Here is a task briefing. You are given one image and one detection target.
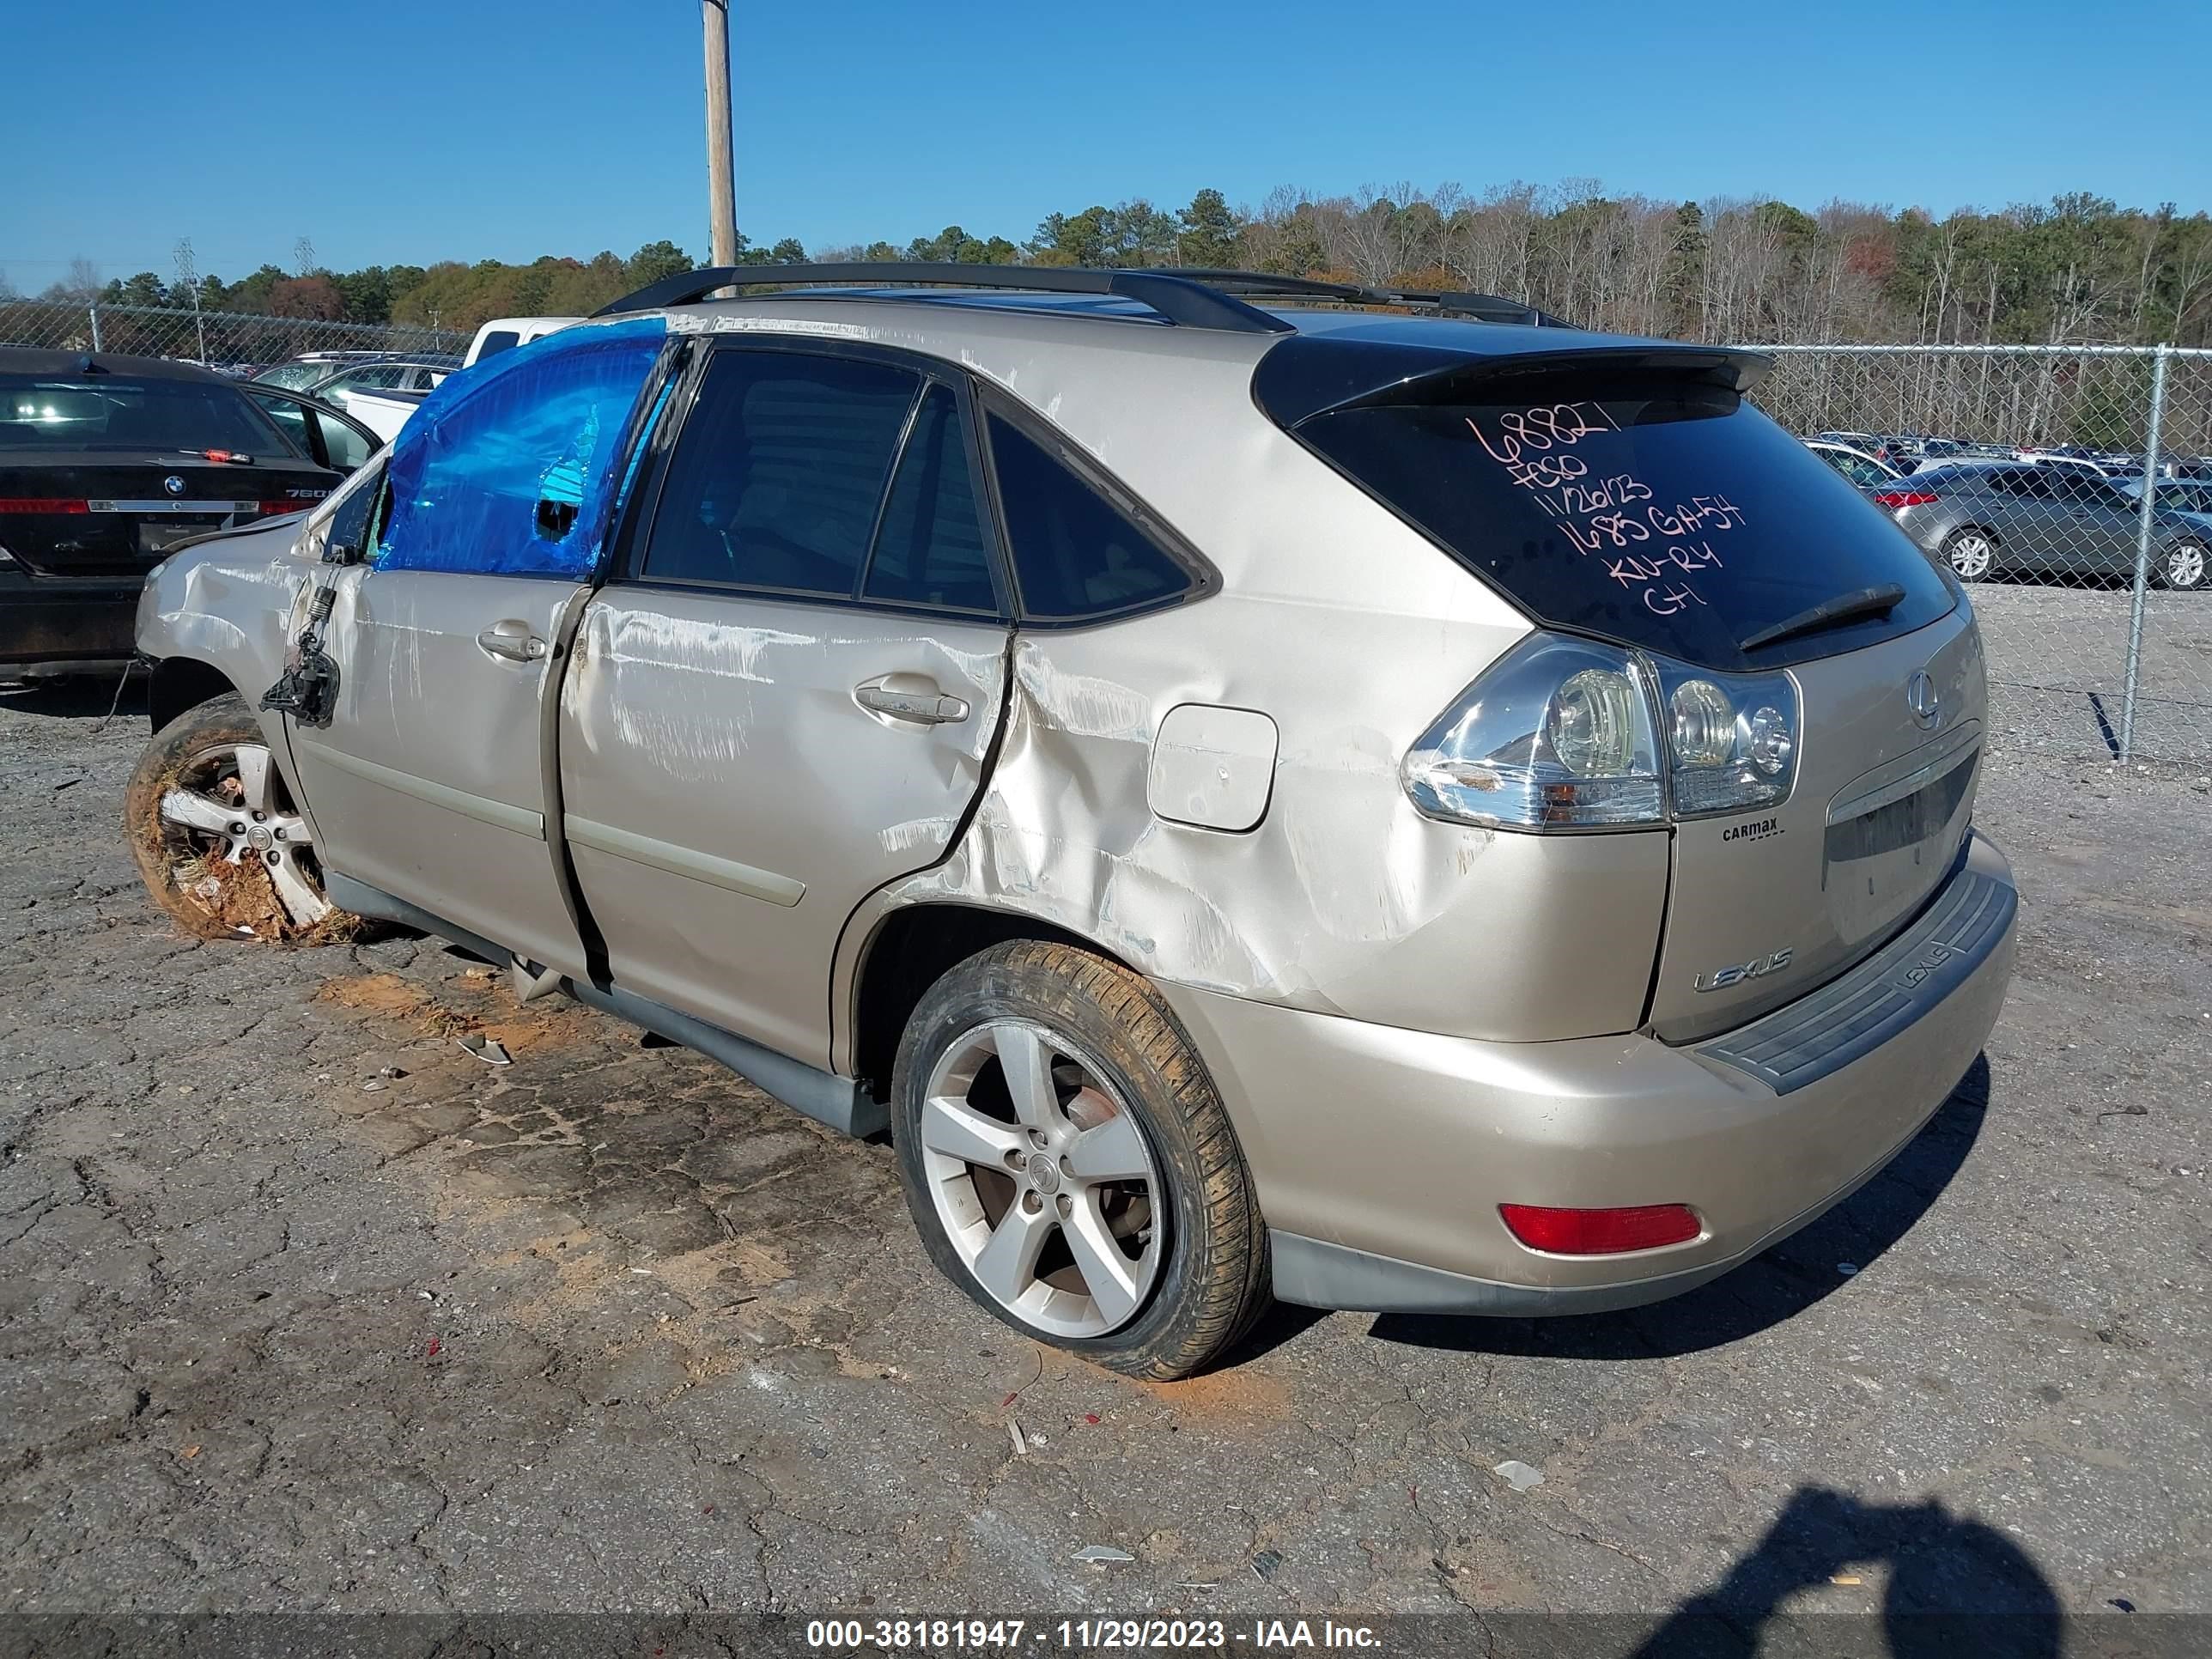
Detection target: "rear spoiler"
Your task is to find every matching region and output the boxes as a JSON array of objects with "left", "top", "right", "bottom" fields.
[{"left": 1255, "top": 341, "right": 1775, "bottom": 428}]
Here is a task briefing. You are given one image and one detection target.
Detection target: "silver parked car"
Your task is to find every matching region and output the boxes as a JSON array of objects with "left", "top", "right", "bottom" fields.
[
  {"left": 125, "top": 265, "right": 2018, "bottom": 1378},
  {"left": 1884, "top": 459, "right": 2209, "bottom": 590}
]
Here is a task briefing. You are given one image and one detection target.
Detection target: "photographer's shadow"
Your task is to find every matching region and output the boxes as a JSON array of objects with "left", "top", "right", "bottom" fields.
[
  {"left": 1632, "top": 1485, "right": 2059, "bottom": 1657},
  {"left": 1369, "top": 1053, "right": 1993, "bottom": 1362}
]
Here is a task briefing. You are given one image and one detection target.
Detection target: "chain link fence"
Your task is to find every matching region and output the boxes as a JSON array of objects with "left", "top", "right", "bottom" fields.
[
  {"left": 1741, "top": 343, "right": 2212, "bottom": 766},
  {"left": 0, "top": 297, "right": 466, "bottom": 373}
]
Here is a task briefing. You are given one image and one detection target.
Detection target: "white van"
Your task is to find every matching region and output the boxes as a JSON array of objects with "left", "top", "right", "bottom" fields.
[{"left": 462, "top": 316, "right": 581, "bottom": 368}]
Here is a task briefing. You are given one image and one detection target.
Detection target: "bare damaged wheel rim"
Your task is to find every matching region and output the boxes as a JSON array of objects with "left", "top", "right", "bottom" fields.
[
  {"left": 919, "top": 1018, "right": 1164, "bottom": 1340},
  {"left": 1948, "top": 532, "right": 1993, "bottom": 580},
  {"left": 2169, "top": 544, "right": 2206, "bottom": 588},
  {"left": 155, "top": 741, "right": 331, "bottom": 933}
]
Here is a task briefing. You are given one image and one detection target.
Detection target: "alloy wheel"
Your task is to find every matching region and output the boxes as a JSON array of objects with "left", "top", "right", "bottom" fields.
[
  {"left": 155, "top": 742, "right": 331, "bottom": 934},
  {"left": 917, "top": 1018, "right": 1164, "bottom": 1340},
  {"left": 2167, "top": 543, "right": 2207, "bottom": 590},
  {"left": 1948, "top": 532, "right": 1994, "bottom": 580}
]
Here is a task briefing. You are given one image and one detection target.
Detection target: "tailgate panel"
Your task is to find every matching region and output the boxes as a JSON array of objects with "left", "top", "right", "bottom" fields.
[{"left": 1649, "top": 605, "right": 1986, "bottom": 1042}]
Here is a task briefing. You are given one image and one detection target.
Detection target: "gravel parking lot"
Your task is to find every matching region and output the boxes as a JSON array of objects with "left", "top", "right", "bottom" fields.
[
  {"left": 2, "top": 680, "right": 2207, "bottom": 1647},
  {"left": 1973, "top": 583, "right": 2212, "bottom": 764}
]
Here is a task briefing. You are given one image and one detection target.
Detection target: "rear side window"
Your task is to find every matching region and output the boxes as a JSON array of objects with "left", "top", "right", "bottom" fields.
[
  {"left": 988, "top": 415, "right": 1194, "bottom": 622},
  {"left": 1290, "top": 373, "right": 1955, "bottom": 670},
  {"left": 863, "top": 385, "right": 997, "bottom": 612},
  {"left": 641, "top": 352, "right": 919, "bottom": 596},
  {"left": 473, "top": 331, "right": 520, "bottom": 363}
]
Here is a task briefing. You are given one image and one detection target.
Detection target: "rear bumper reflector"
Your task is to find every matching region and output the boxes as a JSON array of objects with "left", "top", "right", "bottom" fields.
[{"left": 1498, "top": 1202, "right": 1703, "bottom": 1255}]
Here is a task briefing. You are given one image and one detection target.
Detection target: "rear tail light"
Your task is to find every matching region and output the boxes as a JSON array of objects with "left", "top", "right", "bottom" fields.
[
  {"left": 0, "top": 498, "right": 89, "bottom": 514},
  {"left": 1499, "top": 1203, "right": 1702, "bottom": 1255},
  {"left": 1870, "top": 489, "right": 1938, "bottom": 509},
  {"left": 1401, "top": 631, "right": 1800, "bottom": 830},
  {"left": 256, "top": 500, "right": 307, "bottom": 517}
]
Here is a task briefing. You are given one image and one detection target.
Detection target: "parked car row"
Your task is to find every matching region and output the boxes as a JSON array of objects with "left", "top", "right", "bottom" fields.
[
  {"left": 1806, "top": 438, "right": 2209, "bottom": 591},
  {"left": 0, "top": 349, "right": 384, "bottom": 678}
]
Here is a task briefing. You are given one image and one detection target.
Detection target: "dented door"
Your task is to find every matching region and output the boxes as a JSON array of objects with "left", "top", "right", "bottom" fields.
[{"left": 558, "top": 589, "right": 1007, "bottom": 1065}]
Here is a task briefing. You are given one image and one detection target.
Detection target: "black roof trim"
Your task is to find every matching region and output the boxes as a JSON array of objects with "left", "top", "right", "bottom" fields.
[
  {"left": 1166, "top": 270, "right": 1570, "bottom": 327},
  {"left": 592, "top": 263, "right": 1297, "bottom": 335}
]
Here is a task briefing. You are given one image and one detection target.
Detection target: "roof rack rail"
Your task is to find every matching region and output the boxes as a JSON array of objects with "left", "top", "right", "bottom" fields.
[
  {"left": 592, "top": 263, "right": 1294, "bottom": 335},
  {"left": 1165, "top": 270, "right": 1568, "bottom": 327},
  {"left": 592, "top": 264, "right": 1572, "bottom": 333}
]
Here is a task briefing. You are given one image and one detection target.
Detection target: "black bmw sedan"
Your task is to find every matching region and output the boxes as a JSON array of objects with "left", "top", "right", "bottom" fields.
[{"left": 1, "top": 349, "right": 378, "bottom": 679}]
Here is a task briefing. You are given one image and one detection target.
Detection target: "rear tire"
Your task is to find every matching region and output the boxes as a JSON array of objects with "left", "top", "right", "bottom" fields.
[
  {"left": 123, "top": 693, "right": 357, "bottom": 943},
  {"left": 890, "top": 939, "right": 1270, "bottom": 1380},
  {"left": 1942, "top": 526, "right": 1997, "bottom": 581},
  {"left": 2160, "top": 541, "right": 2208, "bottom": 592}
]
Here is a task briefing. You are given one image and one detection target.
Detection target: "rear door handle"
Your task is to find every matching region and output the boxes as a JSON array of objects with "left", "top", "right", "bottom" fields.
[
  {"left": 477, "top": 621, "right": 549, "bottom": 663},
  {"left": 854, "top": 675, "right": 970, "bottom": 725}
]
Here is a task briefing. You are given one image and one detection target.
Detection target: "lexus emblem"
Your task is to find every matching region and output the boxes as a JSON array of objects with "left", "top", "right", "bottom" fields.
[
  {"left": 161, "top": 475, "right": 185, "bottom": 497},
  {"left": 1905, "top": 670, "right": 1942, "bottom": 728}
]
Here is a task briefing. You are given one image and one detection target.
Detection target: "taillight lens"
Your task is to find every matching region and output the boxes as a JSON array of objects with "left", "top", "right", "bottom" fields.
[
  {"left": 1401, "top": 634, "right": 1662, "bottom": 830},
  {"left": 0, "top": 498, "right": 89, "bottom": 514},
  {"left": 1646, "top": 657, "right": 1800, "bottom": 817},
  {"left": 1499, "top": 1203, "right": 1702, "bottom": 1255},
  {"left": 1402, "top": 631, "right": 1800, "bottom": 831},
  {"left": 1870, "top": 489, "right": 1938, "bottom": 509}
]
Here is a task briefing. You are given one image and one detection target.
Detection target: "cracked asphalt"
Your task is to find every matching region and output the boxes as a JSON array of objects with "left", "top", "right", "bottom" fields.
[{"left": 2, "top": 679, "right": 2208, "bottom": 1637}]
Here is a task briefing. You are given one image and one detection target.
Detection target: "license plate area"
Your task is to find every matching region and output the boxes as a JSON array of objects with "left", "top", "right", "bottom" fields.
[
  {"left": 138, "top": 520, "right": 224, "bottom": 554},
  {"left": 1824, "top": 750, "right": 1977, "bottom": 938}
]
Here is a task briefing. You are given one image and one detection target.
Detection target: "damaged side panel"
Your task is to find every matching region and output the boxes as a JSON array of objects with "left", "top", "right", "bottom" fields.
[
  {"left": 558, "top": 586, "right": 1010, "bottom": 1066},
  {"left": 841, "top": 596, "right": 1670, "bottom": 1074}
]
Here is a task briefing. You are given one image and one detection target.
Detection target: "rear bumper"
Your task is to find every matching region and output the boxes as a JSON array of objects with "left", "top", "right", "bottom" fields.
[
  {"left": 0, "top": 579, "right": 140, "bottom": 675},
  {"left": 1156, "top": 830, "right": 2018, "bottom": 1315}
]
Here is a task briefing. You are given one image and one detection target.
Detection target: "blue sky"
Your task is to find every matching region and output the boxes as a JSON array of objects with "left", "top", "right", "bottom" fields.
[{"left": 7, "top": 0, "right": 2208, "bottom": 287}]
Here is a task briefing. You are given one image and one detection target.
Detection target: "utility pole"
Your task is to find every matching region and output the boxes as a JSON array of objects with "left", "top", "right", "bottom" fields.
[{"left": 702, "top": 0, "right": 738, "bottom": 270}]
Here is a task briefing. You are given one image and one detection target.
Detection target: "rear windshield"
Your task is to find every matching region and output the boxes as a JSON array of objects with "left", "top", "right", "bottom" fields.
[
  {"left": 0, "top": 373, "right": 283, "bottom": 454},
  {"left": 1292, "top": 371, "right": 1956, "bottom": 671}
]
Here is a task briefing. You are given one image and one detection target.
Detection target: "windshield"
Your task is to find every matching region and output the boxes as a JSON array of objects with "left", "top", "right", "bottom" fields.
[
  {"left": 1291, "top": 368, "right": 1956, "bottom": 671},
  {"left": 0, "top": 372, "right": 287, "bottom": 455}
]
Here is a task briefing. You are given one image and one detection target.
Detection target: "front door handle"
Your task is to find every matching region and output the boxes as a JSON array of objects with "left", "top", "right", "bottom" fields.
[
  {"left": 854, "top": 674, "right": 970, "bottom": 725},
  {"left": 477, "top": 621, "right": 549, "bottom": 664}
]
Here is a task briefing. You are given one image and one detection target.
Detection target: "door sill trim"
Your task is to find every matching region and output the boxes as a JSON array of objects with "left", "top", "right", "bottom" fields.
[
  {"left": 325, "top": 873, "right": 882, "bottom": 1138},
  {"left": 298, "top": 742, "right": 545, "bottom": 840}
]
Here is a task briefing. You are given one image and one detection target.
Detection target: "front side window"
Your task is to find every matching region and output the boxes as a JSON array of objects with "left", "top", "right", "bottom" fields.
[
  {"left": 987, "top": 414, "right": 1194, "bottom": 622},
  {"left": 641, "top": 351, "right": 920, "bottom": 597},
  {"left": 376, "top": 316, "right": 668, "bottom": 579}
]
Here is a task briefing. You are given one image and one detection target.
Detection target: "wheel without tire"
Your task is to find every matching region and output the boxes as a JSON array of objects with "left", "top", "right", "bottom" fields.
[
  {"left": 2161, "top": 540, "right": 2208, "bottom": 591},
  {"left": 1943, "top": 527, "right": 1996, "bottom": 581},
  {"left": 891, "top": 939, "right": 1269, "bottom": 1379},
  {"left": 124, "top": 692, "right": 355, "bottom": 942}
]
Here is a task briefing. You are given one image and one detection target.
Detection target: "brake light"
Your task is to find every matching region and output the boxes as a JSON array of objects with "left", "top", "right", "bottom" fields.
[
  {"left": 1401, "top": 631, "right": 1800, "bottom": 830},
  {"left": 1871, "top": 489, "right": 1938, "bottom": 509},
  {"left": 257, "top": 500, "right": 305, "bottom": 517},
  {"left": 0, "top": 499, "right": 89, "bottom": 514},
  {"left": 1499, "top": 1203, "right": 1702, "bottom": 1255}
]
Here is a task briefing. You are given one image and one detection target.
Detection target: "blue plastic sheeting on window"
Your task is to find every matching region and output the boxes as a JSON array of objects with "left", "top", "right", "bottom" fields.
[{"left": 375, "top": 317, "right": 667, "bottom": 579}]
